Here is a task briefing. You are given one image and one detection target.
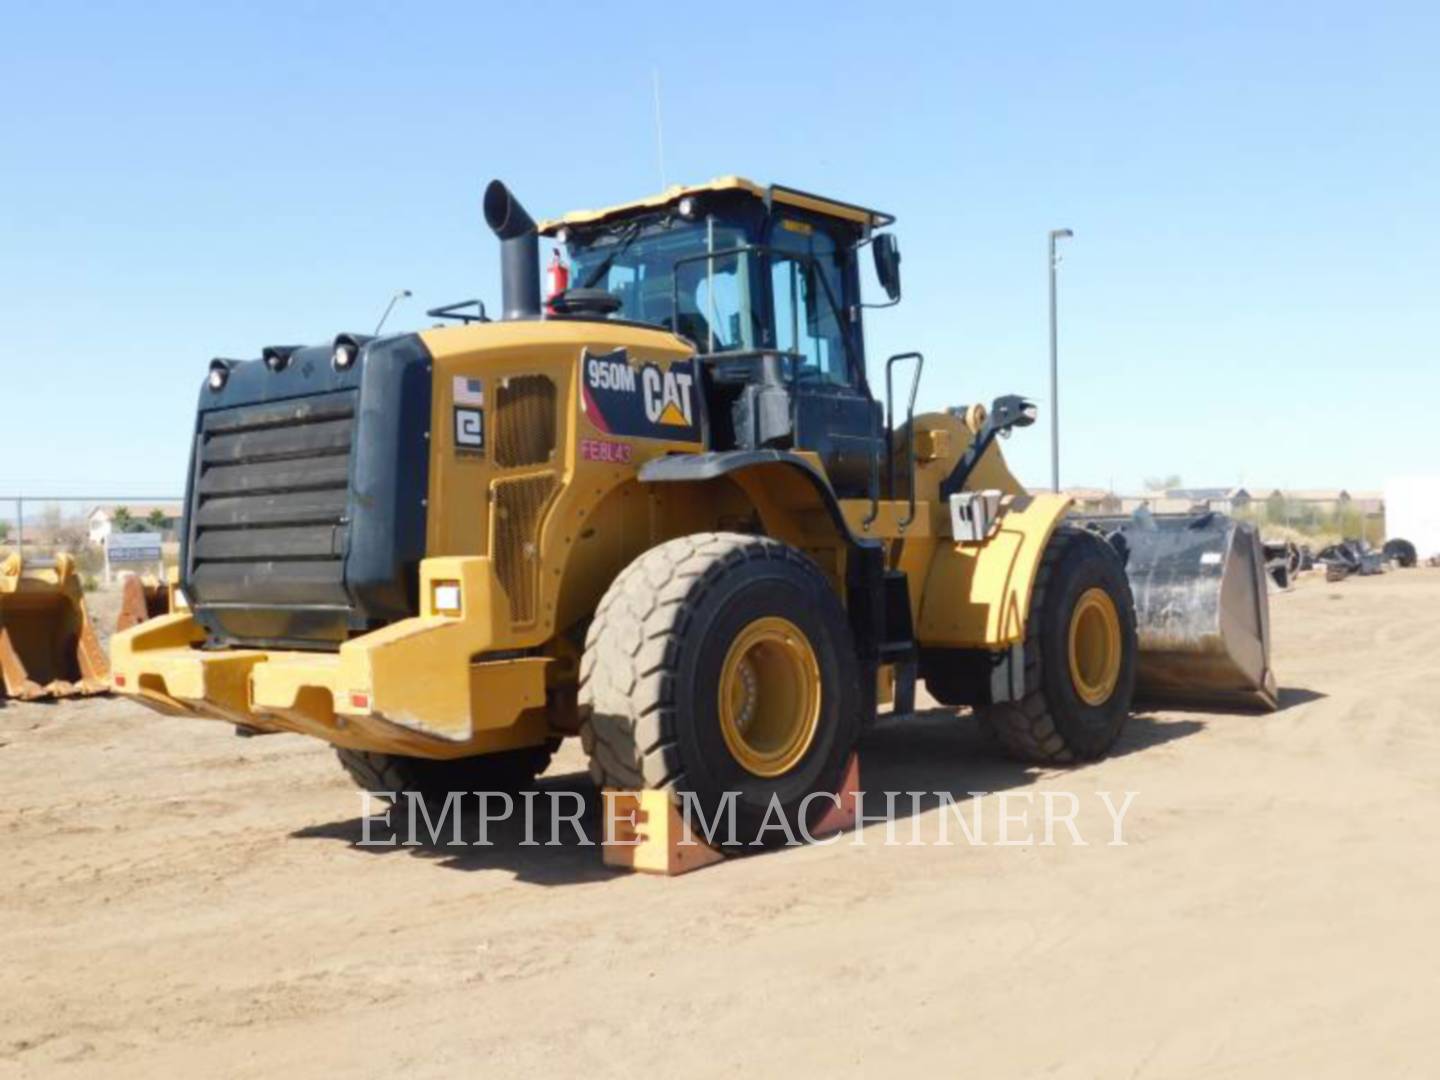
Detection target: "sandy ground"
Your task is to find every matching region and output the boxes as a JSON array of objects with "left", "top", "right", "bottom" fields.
[{"left": 3, "top": 569, "right": 1439, "bottom": 1078}]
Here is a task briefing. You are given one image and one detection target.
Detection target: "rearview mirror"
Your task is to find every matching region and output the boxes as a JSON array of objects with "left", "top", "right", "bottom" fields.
[{"left": 873, "top": 233, "right": 902, "bottom": 302}]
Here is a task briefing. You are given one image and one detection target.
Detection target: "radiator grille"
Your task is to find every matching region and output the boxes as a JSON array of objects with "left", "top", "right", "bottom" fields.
[
  {"left": 189, "top": 391, "right": 354, "bottom": 614},
  {"left": 493, "top": 375, "right": 557, "bottom": 467},
  {"left": 492, "top": 473, "right": 559, "bottom": 624}
]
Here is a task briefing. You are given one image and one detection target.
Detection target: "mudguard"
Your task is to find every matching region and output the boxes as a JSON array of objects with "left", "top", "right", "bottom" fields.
[
  {"left": 638, "top": 449, "right": 877, "bottom": 549},
  {"left": 915, "top": 493, "right": 1072, "bottom": 649}
]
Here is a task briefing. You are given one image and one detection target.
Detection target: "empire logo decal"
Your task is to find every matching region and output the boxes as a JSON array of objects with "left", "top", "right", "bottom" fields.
[
  {"left": 452, "top": 374, "right": 485, "bottom": 457},
  {"left": 580, "top": 349, "right": 701, "bottom": 443},
  {"left": 454, "top": 407, "right": 484, "bottom": 454}
]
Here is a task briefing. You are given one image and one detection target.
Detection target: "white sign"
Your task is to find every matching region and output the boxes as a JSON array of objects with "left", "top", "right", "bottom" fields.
[
  {"left": 1384, "top": 477, "right": 1440, "bottom": 560},
  {"left": 107, "top": 532, "right": 164, "bottom": 564}
]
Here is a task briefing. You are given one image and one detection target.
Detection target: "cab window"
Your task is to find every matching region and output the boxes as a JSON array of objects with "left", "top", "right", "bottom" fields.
[
  {"left": 564, "top": 219, "right": 758, "bottom": 353},
  {"left": 769, "top": 218, "right": 850, "bottom": 384}
]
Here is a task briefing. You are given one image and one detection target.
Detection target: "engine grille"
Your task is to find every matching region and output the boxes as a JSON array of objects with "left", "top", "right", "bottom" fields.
[
  {"left": 188, "top": 391, "right": 355, "bottom": 617},
  {"left": 492, "top": 473, "right": 559, "bottom": 624},
  {"left": 493, "top": 375, "right": 557, "bottom": 467}
]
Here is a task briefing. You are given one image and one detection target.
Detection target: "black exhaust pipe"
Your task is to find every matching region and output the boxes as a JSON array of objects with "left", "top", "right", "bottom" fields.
[{"left": 483, "top": 179, "right": 540, "bottom": 321}]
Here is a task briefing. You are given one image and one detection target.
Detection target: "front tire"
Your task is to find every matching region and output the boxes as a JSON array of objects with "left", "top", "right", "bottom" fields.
[
  {"left": 579, "top": 533, "right": 861, "bottom": 846},
  {"left": 981, "top": 527, "right": 1137, "bottom": 763}
]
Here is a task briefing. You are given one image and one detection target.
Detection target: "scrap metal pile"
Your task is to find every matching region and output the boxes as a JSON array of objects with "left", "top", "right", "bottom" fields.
[{"left": 1312, "top": 538, "right": 1418, "bottom": 581}]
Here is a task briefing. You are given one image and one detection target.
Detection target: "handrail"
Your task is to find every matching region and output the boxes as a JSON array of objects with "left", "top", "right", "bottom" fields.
[{"left": 424, "top": 299, "right": 489, "bottom": 324}]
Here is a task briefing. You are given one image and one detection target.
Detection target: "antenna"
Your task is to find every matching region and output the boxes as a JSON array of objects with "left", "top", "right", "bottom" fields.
[
  {"left": 374, "top": 289, "right": 412, "bottom": 335},
  {"left": 652, "top": 68, "right": 667, "bottom": 189}
]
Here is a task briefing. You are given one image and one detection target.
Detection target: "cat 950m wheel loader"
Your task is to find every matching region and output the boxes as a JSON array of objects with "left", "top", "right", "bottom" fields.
[{"left": 111, "top": 176, "right": 1141, "bottom": 841}]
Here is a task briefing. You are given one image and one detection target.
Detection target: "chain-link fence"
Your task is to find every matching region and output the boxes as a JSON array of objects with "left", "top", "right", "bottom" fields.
[{"left": 1, "top": 496, "right": 184, "bottom": 588}]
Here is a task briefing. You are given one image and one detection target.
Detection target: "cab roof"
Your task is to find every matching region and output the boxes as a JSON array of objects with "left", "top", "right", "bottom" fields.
[{"left": 537, "top": 176, "right": 894, "bottom": 235}]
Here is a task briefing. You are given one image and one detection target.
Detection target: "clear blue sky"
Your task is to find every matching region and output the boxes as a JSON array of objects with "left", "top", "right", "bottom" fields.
[{"left": 2, "top": 1, "right": 1436, "bottom": 499}]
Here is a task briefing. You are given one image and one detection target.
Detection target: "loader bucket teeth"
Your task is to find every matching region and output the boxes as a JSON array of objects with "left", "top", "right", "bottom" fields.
[
  {"left": 0, "top": 553, "right": 111, "bottom": 702},
  {"left": 1084, "top": 513, "right": 1278, "bottom": 712}
]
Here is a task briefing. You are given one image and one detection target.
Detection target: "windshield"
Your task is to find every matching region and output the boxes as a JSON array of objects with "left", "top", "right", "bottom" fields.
[{"left": 562, "top": 218, "right": 759, "bottom": 352}]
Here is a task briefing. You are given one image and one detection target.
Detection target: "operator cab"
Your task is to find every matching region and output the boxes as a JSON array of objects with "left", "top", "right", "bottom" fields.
[{"left": 538, "top": 178, "right": 903, "bottom": 497}]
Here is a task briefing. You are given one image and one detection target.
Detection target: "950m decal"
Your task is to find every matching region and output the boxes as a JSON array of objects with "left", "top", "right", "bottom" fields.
[{"left": 581, "top": 348, "right": 701, "bottom": 443}]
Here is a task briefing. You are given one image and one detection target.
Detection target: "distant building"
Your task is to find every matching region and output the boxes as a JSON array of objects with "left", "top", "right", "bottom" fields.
[
  {"left": 1110, "top": 486, "right": 1384, "bottom": 532},
  {"left": 1281, "top": 489, "right": 1351, "bottom": 514},
  {"left": 1133, "top": 486, "right": 1253, "bottom": 515},
  {"left": 1063, "top": 488, "right": 1123, "bottom": 514},
  {"left": 87, "top": 504, "right": 183, "bottom": 546},
  {"left": 1348, "top": 490, "right": 1384, "bottom": 517}
]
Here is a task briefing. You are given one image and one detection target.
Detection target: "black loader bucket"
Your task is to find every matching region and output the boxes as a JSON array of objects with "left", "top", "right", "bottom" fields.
[{"left": 1081, "top": 512, "right": 1278, "bottom": 712}]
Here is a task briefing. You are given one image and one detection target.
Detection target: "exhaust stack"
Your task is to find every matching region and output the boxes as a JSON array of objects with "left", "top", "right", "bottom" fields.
[{"left": 483, "top": 179, "right": 540, "bottom": 320}]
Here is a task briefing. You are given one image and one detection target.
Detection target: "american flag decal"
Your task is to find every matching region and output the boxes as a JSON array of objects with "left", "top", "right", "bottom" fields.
[{"left": 453, "top": 375, "right": 485, "bottom": 405}]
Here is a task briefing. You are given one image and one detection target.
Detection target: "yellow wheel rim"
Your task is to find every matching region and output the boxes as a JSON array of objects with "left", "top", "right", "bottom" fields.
[
  {"left": 1067, "top": 587, "right": 1122, "bottom": 706},
  {"left": 718, "top": 616, "right": 822, "bottom": 778}
]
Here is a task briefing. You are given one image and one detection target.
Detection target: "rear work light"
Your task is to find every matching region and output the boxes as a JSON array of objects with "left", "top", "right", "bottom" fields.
[{"left": 432, "top": 581, "right": 462, "bottom": 615}]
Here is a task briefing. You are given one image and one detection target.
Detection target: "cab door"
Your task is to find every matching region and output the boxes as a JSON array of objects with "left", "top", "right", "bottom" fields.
[{"left": 767, "top": 217, "right": 882, "bottom": 499}]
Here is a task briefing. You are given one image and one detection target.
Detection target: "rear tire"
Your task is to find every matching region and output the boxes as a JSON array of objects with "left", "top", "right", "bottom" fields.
[
  {"left": 580, "top": 533, "right": 861, "bottom": 846},
  {"left": 335, "top": 743, "right": 557, "bottom": 807},
  {"left": 980, "top": 527, "right": 1136, "bottom": 764}
]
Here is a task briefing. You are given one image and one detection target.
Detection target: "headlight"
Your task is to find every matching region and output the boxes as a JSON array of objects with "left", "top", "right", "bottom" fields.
[
  {"left": 432, "top": 581, "right": 462, "bottom": 615},
  {"left": 262, "top": 346, "right": 294, "bottom": 372},
  {"left": 207, "top": 360, "right": 229, "bottom": 392},
  {"left": 332, "top": 342, "right": 357, "bottom": 370}
]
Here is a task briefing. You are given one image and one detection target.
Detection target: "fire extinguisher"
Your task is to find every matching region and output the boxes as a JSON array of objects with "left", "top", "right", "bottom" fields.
[{"left": 545, "top": 248, "right": 569, "bottom": 313}]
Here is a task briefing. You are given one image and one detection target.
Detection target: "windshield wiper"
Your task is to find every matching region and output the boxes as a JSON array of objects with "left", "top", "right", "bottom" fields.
[{"left": 578, "top": 221, "right": 646, "bottom": 290}]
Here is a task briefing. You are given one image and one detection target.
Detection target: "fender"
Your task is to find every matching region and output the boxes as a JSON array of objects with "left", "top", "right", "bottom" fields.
[
  {"left": 640, "top": 450, "right": 887, "bottom": 721},
  {"left": 916, "top": 492, "right": 1072, "bottom": 649},
  {"left": 638, "top": 450, "right": 880, "bottom": 552}
]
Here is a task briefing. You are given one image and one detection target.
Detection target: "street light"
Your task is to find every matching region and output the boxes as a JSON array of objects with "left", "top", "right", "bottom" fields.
[
  {"left": 1048, "top": 228, "right": 1074, "bottom": 493},
  {"left": 374, "top": 289, "right": 413, "bottom": 336}
]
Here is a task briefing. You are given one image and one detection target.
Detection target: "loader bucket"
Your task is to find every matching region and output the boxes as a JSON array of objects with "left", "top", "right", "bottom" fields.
[
  {"left": 115, "top": 571, "right": 172, "bottom": 634},
  {"left": 0, "top": 553, "right": 110, "bottom": 701},
  {"left": 1082, "top": 513, "right": 1278, "bottom": 712}
]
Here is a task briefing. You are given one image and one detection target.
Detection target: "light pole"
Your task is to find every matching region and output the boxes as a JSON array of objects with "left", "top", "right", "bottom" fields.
[
  {"left": 1048, "top": 228, "right": 1073, "bottom": 493},
  {"left": 374, "top": 289, "right": 413, "bottom": 336}
]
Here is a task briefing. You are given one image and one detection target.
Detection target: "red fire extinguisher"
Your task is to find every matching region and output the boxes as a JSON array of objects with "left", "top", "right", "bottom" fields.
[{"left": 545, "top": 248, "right": 569, "bottom": 314}]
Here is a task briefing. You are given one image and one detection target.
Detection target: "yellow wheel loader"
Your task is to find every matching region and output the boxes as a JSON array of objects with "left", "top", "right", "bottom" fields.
[{"left": 112, "top": 176, "right": 1141, "bottom": 840}]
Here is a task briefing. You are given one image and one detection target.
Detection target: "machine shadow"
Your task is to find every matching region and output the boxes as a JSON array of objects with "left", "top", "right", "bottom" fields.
[
  {"left": 1133, "top": 685, "right": 1326, "bottom": 717},
  {"left": 291, "top": 771, "right": 619, "bottom": 887},
  {"left": 1273, "top": 686, "right": 1327, "bottom": 710},
  {"left": 859, "top": 707, "right": 1204, "bottom": 823},
  {"left": 291, "top": 706, "right": 1204, "bottom": 885}
]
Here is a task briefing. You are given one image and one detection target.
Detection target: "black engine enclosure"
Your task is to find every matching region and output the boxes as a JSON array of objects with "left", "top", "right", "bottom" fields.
[{"left": 180, "top": 335, "right": 433, "bottom": 650}]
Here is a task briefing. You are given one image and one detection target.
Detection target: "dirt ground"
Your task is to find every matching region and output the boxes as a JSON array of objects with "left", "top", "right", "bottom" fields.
[{"left": 3, "top": 570, "right": 1438, "bottom": 1078}]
